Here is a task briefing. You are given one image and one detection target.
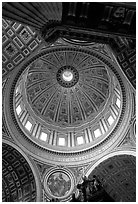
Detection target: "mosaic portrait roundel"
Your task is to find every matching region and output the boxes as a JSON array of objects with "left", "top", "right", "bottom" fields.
[
  {"left": 44, "top": 168, "right": 74, "bottom": 200},
  {"left": 47, "top": 172, "right": 71, "bottom": 198}
]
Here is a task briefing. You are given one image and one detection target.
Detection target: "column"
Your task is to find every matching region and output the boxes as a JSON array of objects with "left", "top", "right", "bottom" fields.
[{"left": 84, "top": 129, "right": 89, "bottom": 144}]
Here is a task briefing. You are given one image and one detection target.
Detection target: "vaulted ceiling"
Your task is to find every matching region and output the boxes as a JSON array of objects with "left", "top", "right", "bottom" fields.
[
  {"left": 2, "top": 2, "right": 136, "bottom": 202},
  {"left": 89, "top": 154, "right": 136, "bottom": 202}
]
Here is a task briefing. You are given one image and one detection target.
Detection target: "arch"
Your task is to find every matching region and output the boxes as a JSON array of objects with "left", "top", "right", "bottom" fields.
[
  {"left": 85, "top": 150, "right": 136, "bottom": 202},
  {"left": 2, "top": 139, "right": 42, "bottom": 202},
  {"left": 86, "top": 150, "right": 136, "bottom": 176}
]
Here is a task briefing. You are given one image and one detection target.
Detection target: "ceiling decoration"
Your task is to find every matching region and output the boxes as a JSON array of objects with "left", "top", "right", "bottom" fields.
[
  {"left": 2, "top": 18, "right": 43, "bottom": 79},
  {"left": 25, "top": 47, "right": 110, "bottom": 128},
  {"left": 47, "top": 172, "right": 71, "bottom": 198},
  {"left": 2, "top": 2, "right": 136, "bottom": 202},
  {"left": 11, "top": 45, "right": 124, "bottom": 154},
  {"left": 43, "top": 167, "right": 75, "bottom": 201},
  {"left": 2, "top": 143, "right": 37, "bottom": 202},
  {"left": 110, "top": 37, "right": 136, "bottom": 88},
  {"left": 88, "top": 154, "right": 136, "bottom": 202},
  {"left": 62, "top": 38, "right": 114, "bottom": 61},
  {"left": 2, "top": 2, "right": 136, "bottom": 90},
  {"left": 3, "top": 38, "right": 133, "bottom": 165}
]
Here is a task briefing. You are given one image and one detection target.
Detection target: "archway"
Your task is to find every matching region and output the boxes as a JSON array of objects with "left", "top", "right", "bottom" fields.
[
  {"left": 86, "top": 151, "right": 136, "bottom": 202},
  {"left": 2, "top": 141, "right": 42, "bottom": 202}
]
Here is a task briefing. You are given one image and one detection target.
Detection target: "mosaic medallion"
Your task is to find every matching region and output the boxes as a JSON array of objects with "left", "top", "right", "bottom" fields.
[
  {"left": 47, "top": 172, "right": 71, "bottom": 198},
  {"left": 44, "top": 168, "right": 75, "bottom": 200}
]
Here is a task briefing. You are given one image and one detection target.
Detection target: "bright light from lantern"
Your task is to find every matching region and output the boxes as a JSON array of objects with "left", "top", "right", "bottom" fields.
[{"left": 62, "top": 71, "right": 73, "bottom": 82}]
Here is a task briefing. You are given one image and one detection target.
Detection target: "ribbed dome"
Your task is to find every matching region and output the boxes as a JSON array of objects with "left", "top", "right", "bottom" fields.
[
  {"left": 26, "top": 47, "right": 110, "bottom": 128},
  {"left": 13, "top": 45, "right": 122, "bottom": 153}
]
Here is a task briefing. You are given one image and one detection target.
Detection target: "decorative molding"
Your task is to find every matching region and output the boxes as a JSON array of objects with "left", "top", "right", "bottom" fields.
[
  {"left": 2, "top": 18, "right": 43, "bottom": 79},
  {"left": 119, "top": 130, "right": 136, "bottom": 148},
  {"left": 68, "top": 164, "right": 89, "bottom": 185}
]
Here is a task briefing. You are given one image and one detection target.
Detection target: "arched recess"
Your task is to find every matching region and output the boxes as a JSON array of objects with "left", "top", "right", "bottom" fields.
[
  {"left": 2, "top": 140, "right": 42, "bottom": 202},
  {"left": 86, "top": 150, "right": 136, "bottom": 202}
]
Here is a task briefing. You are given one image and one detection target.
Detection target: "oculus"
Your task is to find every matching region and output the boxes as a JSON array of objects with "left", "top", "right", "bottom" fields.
[{"left": 56, "top": 65, "right": 79, "bottom": 88}]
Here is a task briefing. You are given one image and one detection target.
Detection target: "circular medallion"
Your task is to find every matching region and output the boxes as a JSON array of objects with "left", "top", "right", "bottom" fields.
[
  {"left": 47, "top": 172, "right": 71, "bottom": 197},
  {"left": 44, "top": 168, "right": 74, "bottom": 200}
]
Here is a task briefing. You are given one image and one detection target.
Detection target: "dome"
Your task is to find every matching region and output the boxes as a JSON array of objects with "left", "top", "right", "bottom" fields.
[
  {"left": 25, "top": 47, "right": 110, "bottom": 128},
  {"left": 2, "top": 2, "right": 136, "bottom": 202},
  {"left": 13, "top": 45, "right": 123, "bottom": 153}
]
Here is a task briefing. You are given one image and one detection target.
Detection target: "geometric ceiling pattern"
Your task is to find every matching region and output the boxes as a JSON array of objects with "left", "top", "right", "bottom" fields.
[
  {"left": 88, "top": 154, "right": 136, "bottom": 202},
  {"left": 2, "top": 18, "right": 43, "bottom": 78},
  {"left": 116, "top": 45, "right": 136, "bottom": 88},
  {"left": 2, "top": 143, "right": 37, "bottom": 202},
  {"left": 110, "top": 37, "right": 136, "bottom": 89}
]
